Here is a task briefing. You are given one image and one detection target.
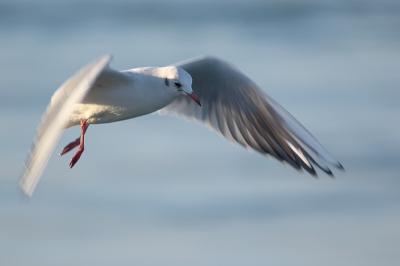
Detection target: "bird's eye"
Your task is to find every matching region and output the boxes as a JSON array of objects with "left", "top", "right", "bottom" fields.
[{"left": 174, "top": 82, "right": 182, "bottom": 88}]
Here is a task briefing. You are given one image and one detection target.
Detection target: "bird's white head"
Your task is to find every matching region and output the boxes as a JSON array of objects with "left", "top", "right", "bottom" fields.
[{"left": 163, "top": 66, "right": 201, "bottom": 106}]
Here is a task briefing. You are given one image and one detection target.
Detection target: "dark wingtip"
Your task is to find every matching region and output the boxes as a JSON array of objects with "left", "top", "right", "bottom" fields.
[
  {"left": 337, "top": 162, "right": 345, "bottom": 171},
  {"left": 326, "top": 170, "right": 336, "bottom": 179}
]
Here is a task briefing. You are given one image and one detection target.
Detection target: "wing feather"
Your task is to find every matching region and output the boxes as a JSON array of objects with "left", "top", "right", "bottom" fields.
[{"left": 159, "top": 56, "right": 343, "bottom": 175}]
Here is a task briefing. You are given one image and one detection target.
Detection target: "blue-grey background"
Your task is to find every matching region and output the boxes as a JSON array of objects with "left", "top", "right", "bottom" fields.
[{"left": 1, "top": 0, "right": 399, "bottom": 265}]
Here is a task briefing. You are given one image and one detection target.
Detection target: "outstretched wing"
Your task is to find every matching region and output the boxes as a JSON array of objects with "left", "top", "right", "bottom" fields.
[
  {"left": 159, "top": 56, "right": 343, "bottom": 176},
  {"left": 20, "top": 55, "right": 111, "bottom": 197}
]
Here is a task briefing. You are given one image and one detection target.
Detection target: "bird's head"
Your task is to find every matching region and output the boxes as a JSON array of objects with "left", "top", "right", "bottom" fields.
[{"left": 163, "top": 66, "right": 201, "bottom": 106}]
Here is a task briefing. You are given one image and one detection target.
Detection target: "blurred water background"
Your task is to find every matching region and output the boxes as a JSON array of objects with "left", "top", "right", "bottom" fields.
[{"left": 1, "top": 0, "right": 400, "bottom": 265}]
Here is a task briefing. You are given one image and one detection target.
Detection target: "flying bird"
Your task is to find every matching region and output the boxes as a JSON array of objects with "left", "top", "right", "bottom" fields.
[{"left": 20, "top": 55, "right": 343, "bottom": 196}]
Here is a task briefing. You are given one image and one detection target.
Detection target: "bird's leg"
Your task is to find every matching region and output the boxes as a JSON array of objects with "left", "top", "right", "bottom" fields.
[
  {"left": 68, "top": 118, "right": 88, "bottom": 168},
  {"left": 59, "top": 120, "right": 89, "bottom": 156},
  {"left": 59, "top": 118, "right": 89, "bottom": 169}
]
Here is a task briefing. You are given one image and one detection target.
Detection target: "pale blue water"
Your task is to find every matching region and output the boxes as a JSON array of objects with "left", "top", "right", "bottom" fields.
[{"left": 1, "top": 0, "right": 400, "bottom": 265}]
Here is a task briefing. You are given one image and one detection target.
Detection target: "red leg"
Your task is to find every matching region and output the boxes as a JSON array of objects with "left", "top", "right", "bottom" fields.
[
  {"left": 66, "top": 118, "right": 88, "bottom": 168},
  {"left": 59, "top": 120, "right": 89, "bottom": 156},
  {"left": 59, "top": 138, "right": 80, "bottom": 156}
]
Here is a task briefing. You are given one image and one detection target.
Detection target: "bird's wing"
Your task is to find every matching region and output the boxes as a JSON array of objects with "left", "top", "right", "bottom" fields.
[
  {"left": 159, "top": 56, "right": 343, "bottom": 176},
  {"left": 20, "top": 55, "right": 112, "bottom": 197}
]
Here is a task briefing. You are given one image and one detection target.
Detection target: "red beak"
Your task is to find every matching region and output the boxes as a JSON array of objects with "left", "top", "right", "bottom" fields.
[{"left": 185, "top": 91, "right": 201, "bottom": 106}]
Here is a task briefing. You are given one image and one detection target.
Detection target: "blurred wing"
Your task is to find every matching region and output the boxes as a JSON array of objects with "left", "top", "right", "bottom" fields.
[
  {"left": 20, "top": 55, "right": 112, "bottom": 197},
  {"left": 159, "top": 56, "right": 343, "bottom": 176}
]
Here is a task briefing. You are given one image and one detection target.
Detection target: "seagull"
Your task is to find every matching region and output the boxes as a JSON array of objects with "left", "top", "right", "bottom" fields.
[{"left": 20, "top": 55, "right": 343, "bottom": 196}]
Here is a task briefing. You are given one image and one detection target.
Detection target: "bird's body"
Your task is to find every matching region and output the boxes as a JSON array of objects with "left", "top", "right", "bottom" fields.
[
  {"left": 21, "top": 55, "right": 343, "bottom": 197},
  {"left": 65, "top": 66, "right": 188, "bottom": 127}
]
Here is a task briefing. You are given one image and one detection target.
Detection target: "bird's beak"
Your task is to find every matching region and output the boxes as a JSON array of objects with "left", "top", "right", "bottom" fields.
[{"left": 185, "top": 91, "right": 201, "bottom": 106}]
